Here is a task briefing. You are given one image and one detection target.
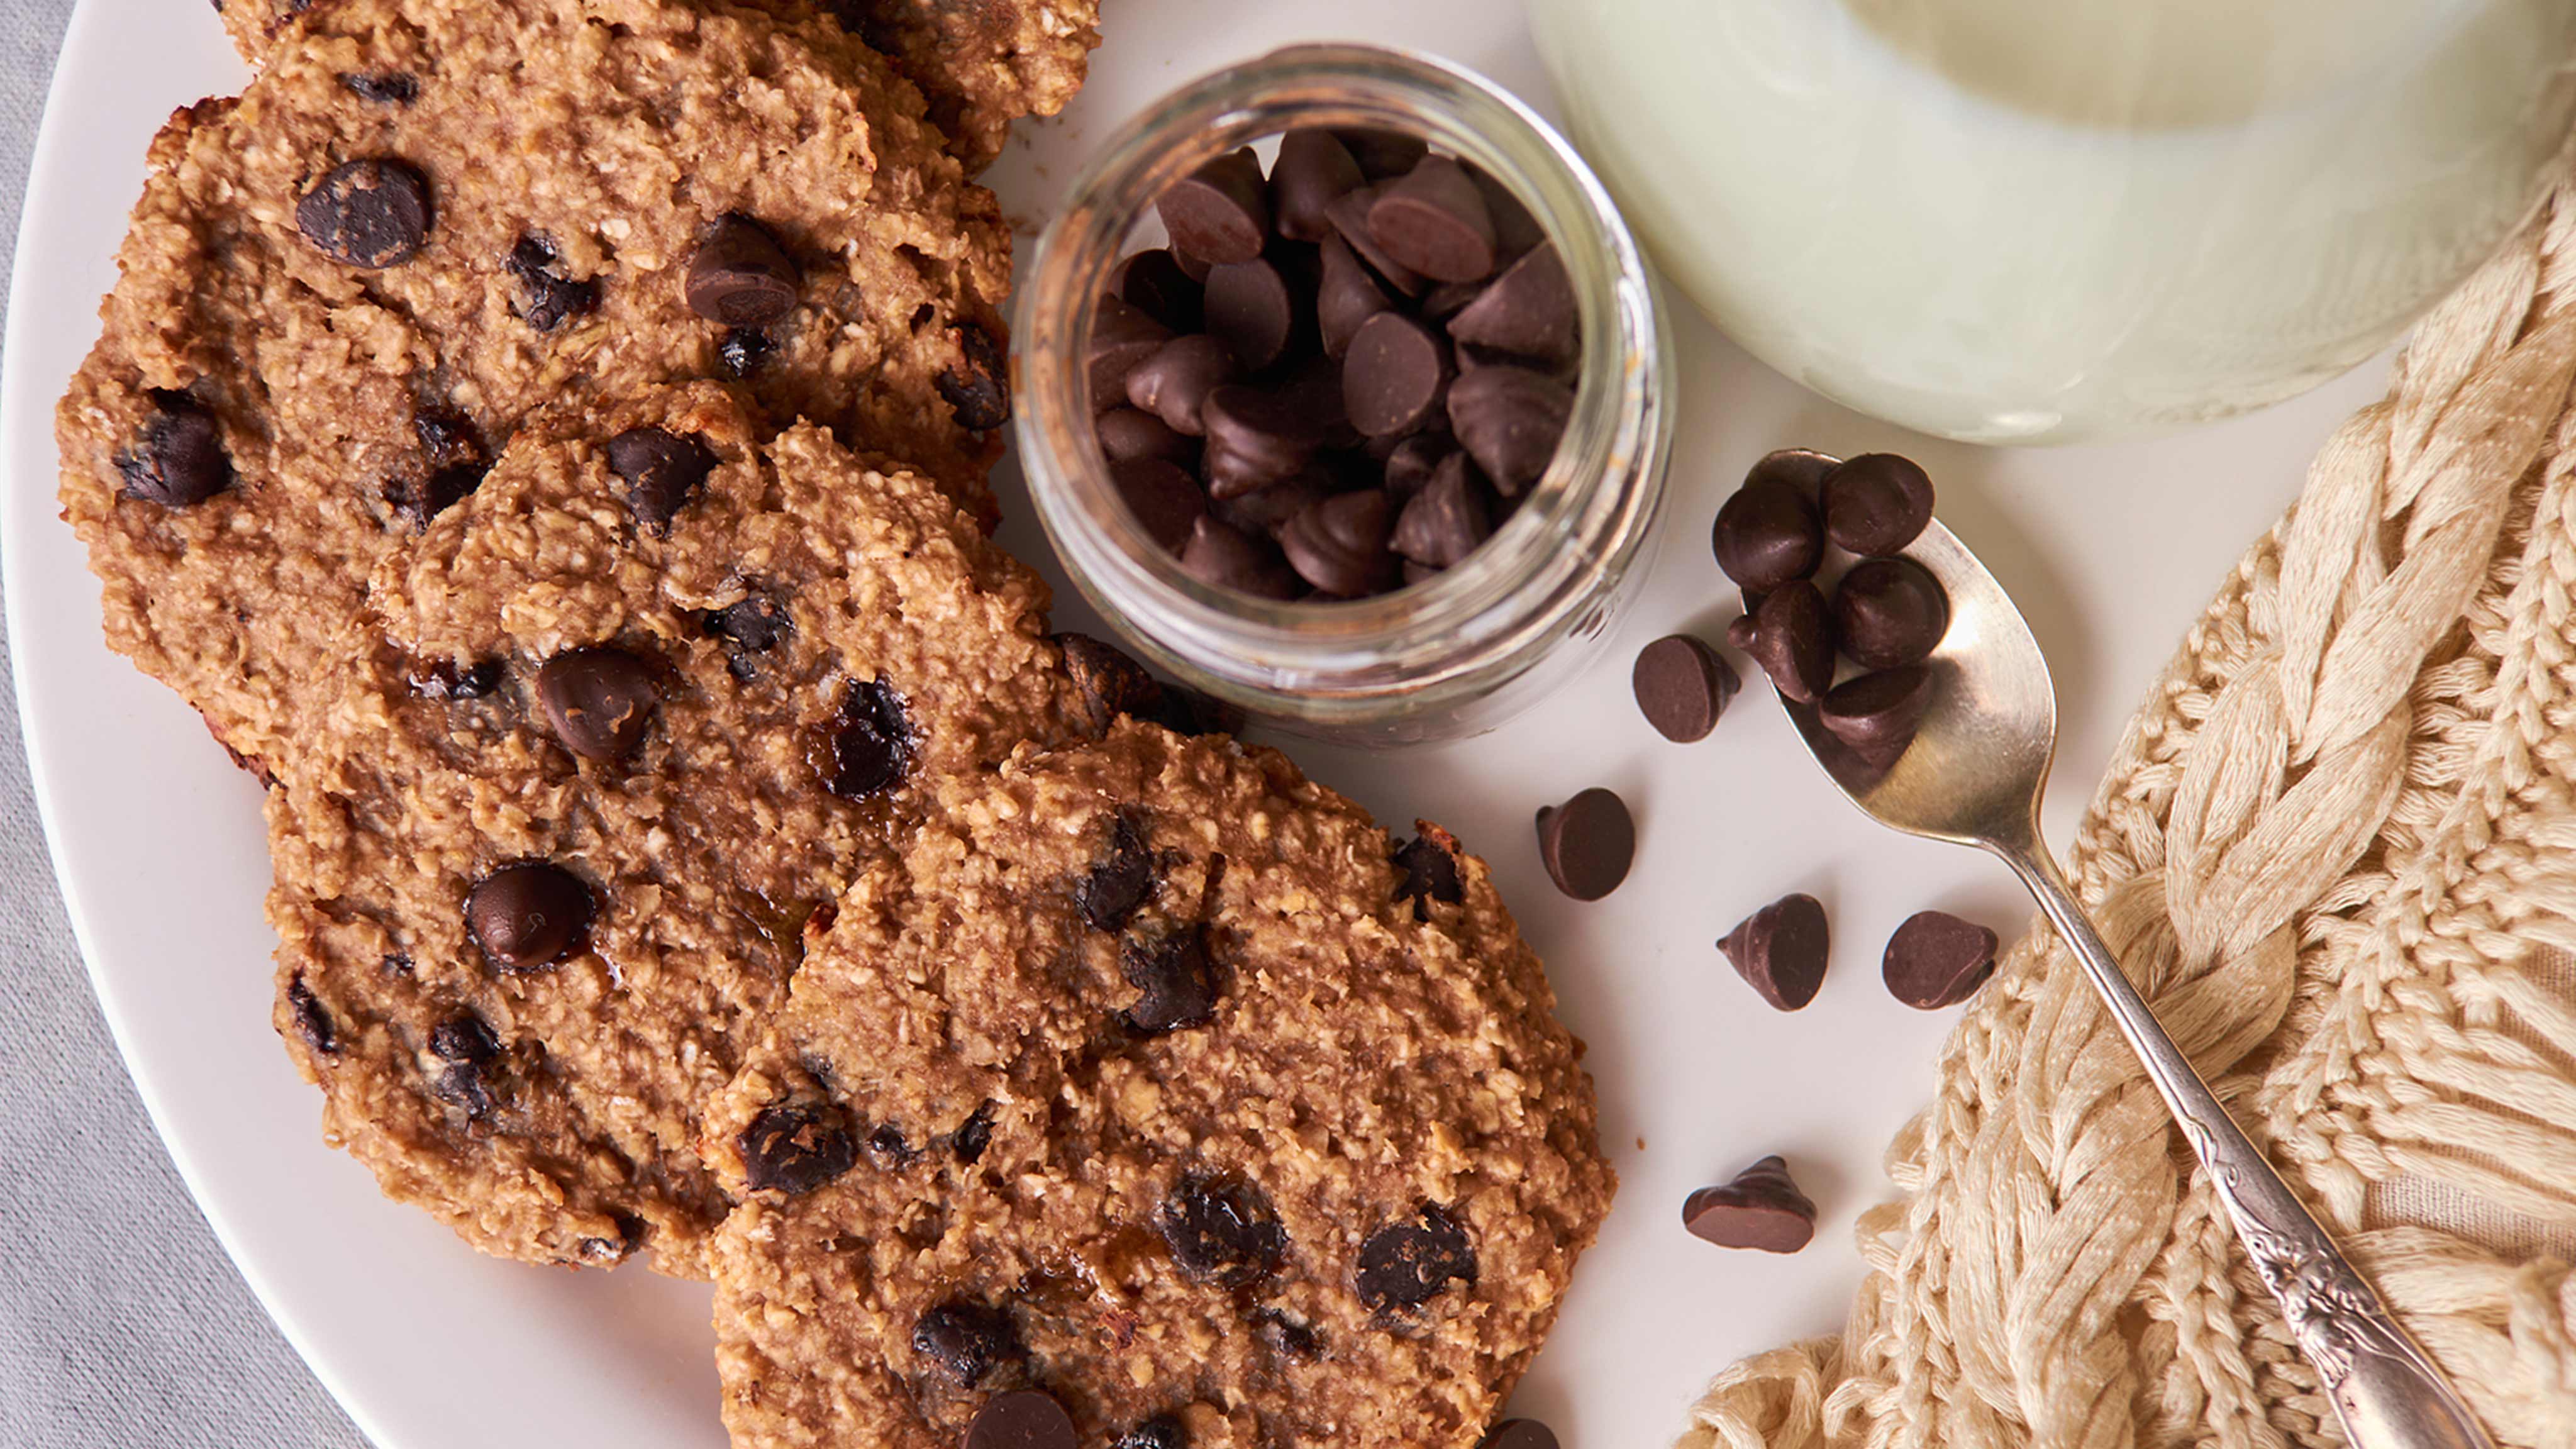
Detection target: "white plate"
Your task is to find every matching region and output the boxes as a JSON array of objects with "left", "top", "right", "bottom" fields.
[{"left": 0, "top": 1, "right": 2402, "bottom": 1445}]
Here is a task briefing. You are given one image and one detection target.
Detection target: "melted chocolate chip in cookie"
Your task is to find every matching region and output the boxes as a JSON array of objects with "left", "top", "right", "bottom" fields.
[
  {"left": 701, "top": 590, "right": 791, "bottom": 681},
  {"left": 1077, "top": 813, "right": 1157, "bottom": 931},
  {"left": 911, "top": 1299, "right": 1025, "bottom": 1387},
  {"left": 386, "top": 402, "right": 487, "bottom": 527},
  {"left": 536, "top": 647, "right": 660, "bottom": 763},
  {"left": 950, "top": 1103, "right": 995, "bottom": 1165},
  {"left": 431, "top": 1061, "right": 496, "bottom": 1119},
  {"left": 1392, "top": 833, "right": 1464, "bottom": 916},
  {"left": 1157, "top": 1174, "right": 1287, "bottom": 1289},
  {"left": 604, "top": 426, "right": 717, "bottom": 535},
  {"left": 864, "top": 1122, "right": 919, "bottom": 1169},
  {"left": 1251, "top": 1306, "right": 1324, "bottom": 1361},
  {"left": 1355, "top": 1202, "right": 1477, "bottom": 1312},
  {"left": 116, "top": 392, "right": 231, "bottom": 508},
  {"left": 716, "top": 326, "right": 775, "bottom": 379},
  {"left": 465, "top": 862, "right": 593, "bottom": 972},
  {"left": 738, "top": 1101, "right": 859, "bottom": 1195},
  {"left": 1119, "top": 926, "right": 1219, "bottom": 1035},
  {"left": 428, "top": 1012, "right": 499, "bottom": 1064},
  {"left": 338, "top": 70, "right": 419, "bottom": 105},
  {"left": 686, "top": 214, "right": 799, "bottom": 327},
  {"left": 966, "top": 1390, "right": 1077, "bottom": 1449},
  {"left": 938, "top": 320, "right": 1011, "bottom": 431},
  {"left": 284, "top": 975, "right": 336, "bottom": 1056},
  {"left": 296, "top": 158, "right": 433, "bottom": 269},
  {"left": 1114, "top": 1416, "right": 1189, "bottom": 1449},
  {"left": 811, "top": 677, "right": 913, "bottom": 800},
  {"left": 406, "top": 656, "right": 502, "bottom": 701},
  {"left": 503, "top": 233, "right": 599, "bottom": 333}
]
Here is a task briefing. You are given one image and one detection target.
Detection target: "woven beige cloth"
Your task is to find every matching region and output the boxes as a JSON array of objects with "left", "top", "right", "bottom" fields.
[{"left": 1681, "top": 183, "right": 2576, "bottom": 1449}]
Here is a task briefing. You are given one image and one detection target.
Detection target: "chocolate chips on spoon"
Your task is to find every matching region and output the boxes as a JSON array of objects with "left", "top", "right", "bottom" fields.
[{"left": 1091, "top": 130, "right": 1580, "bottom": 601}]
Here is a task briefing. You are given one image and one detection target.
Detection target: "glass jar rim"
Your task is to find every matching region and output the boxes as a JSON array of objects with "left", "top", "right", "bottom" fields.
[{"left": 1013, "top": 42, "right": 1667, "bottom": 703}]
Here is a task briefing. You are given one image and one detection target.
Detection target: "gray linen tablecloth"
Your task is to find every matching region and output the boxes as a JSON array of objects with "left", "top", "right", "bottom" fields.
[{"left": 0, "top": 4, "right": 370, "bottom": 1444}]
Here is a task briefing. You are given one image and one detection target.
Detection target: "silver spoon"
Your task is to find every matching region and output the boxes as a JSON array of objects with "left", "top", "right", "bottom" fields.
[{"left": 1778, "top": 507, "right": 2493, "bottom": 1449}]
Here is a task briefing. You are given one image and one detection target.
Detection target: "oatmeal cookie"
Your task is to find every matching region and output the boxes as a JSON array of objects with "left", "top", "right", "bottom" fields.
[
  {"left": 702, "top": 721, "right": 1613, "bottom": 1447},
  {"left": 62, "top": 0, "right": 1012, "bottom": 773},
  {"left": 267, "top": 384, "right": 1080, "bottom": 1274}
]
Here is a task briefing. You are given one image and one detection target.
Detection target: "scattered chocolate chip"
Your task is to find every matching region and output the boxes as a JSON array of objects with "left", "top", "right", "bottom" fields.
[
  {"left": 1834, "top": 558, "right": 1949, "bottom": 669},
  {"left": 1481, "top": 1422, "right": 1560, "bottom": 1449},
  {"left": 1683, "top": 1155, "right": 1817, "bottom": 1252},
  {"left": 285, "top": 975, "right": 335, "bottom": 1055},
  {"left": 1447, "top": 243, "right": 1575, "bottom": 367},
  {"left": 1368, "top": 156, "right": 1497, "bottom": 283},
  {"left": 966, "top": 1391, "right": 1076, "bottom": 1449},
  {"left": 536, "top": 647, "right": 659, "bottom": 762},
  {"left": 716, "top": 326, "right": 774, "bottom": 379},
  {"left": 1344, "top": 311, "right": 1453, "bottom": 438},
  {"left": 1157, "top": 148, "right": 1270, "bottom": 265},
  {"left": 1446, "top": 365, "right": 1570, "bottom": 496},
  {"left": 465, "top": 862, "right": 593, "bottom": 972},
  {"left": 1280, "top": 489, "right": 1398, "bottom": 596},
  {"left": 1077, "top": 813, "right": 1157, "bottom": 931},
  {"left": 1125, "top": 335, "right": 1239, "bottom": 436},
  {"left": 940, "top": 321, "right": 1012, "bottom": 431},
  {"left": 1157, "top": 1174, "right": 1287, "bottom": 1288},
  {"left": 1202, "top": 257, "right": 1298, "bottom": 372},
  {"left": 1883, "top": 911, "right": 1999, "bottom": 1009},
  {"left": 1121, "top": 926, "right": 1220, "bottom": 1035},
  {"left": 1114, "top": 1416, "right": 1189, "bottom": 1449},
  {"left": 1113, "top": 248, "right": 1204, "bottom": 332},
  {"left": 1535, "top": 786, "right": 1635, "bottom": 901},
  {"left": 1111, "top": 457, "right": 1208, "bottom": 552},
  {"left": 296, "top": 158, "right": 432, "bottom": 268},
  {"left": 1632, "top": 634, "right": 1739, "bottom": 743},
  {"left": 1057, "top": 633, "right": 1167, "bottom": 736},
  {"left": 1355, "top": 1202, "right": 1477, "bottom": 1311},
  {"left": 912, "top": 1300, "right": 1024, "bottom": 1387},
  {"left": 812, "top": 677, "right": 912, "bottom": 800},
  {"left": 1746, "top": 582, "right": 1835, "bottom": 703},
  {"left": 504, "top": 233, "right": 599, "bottom": 333},
  {"left": 338, "top": 70, "right": 418, "bottom": 104},
  {"left": 604, "top": 426, "right": 716, "bottom": 534},
  {"left": 951, "top": 1102, "right": 995, "bottom": 1163},
  {"left": 1821, "top": 453, "right": 1935, "bottom": 556},
  {"left": 1391, "top": 452, "right": 1491, "bottom": 570},
  {"left": 429, "top": 1013, "right": 499, "bottom": 1063},
  {"left": 1097, "top": 406, "right": 1198, "bottom": 466},
  {"left": 1336, "top": 128, "right": 1430, "bottom": 180},
  {"left": 1719, "top": 894, "right": 1829, "bottom": 1011},
  {"left": 684, "top": 213, "right": 797, "bottom": 326},
  {"left": 864, "top": 1122, "right": 918, "bottom": 1169},
  {"left": 1392, "top": 829, "right": 1465, "bottom": 917},
  {"left": 116, "top": 392, "right": 232, "bottom": 507},
  {"left": 1711, "top": 479, "right": 1823, "bottom": 591},
  {"left": 408, "top": 657, "right": 501, "bottom": 699},
  {"left": 1271, "top": 128, "right": 1367, "bottom": 242},
  {"left": 1091, "top": 295, "right": 1175, "bottom": 402},
  {"left": 1745, "top": 447, "right": 1838, "bottom": 497},
  {"left": 1180, "top": 514, "right": 1301, "bottom": 599},
  {"left": 738, "top": 1101, "right": 858, "bottom": 1194}
]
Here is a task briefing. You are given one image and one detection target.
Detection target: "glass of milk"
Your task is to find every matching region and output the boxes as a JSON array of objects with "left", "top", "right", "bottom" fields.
[{"left": 1528, "top": 0, "right": 2576, "bottom": 443}]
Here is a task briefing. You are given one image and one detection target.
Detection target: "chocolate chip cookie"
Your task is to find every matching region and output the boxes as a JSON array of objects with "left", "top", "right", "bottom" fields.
[
  {"left": 267, "top": 384, "right": 1080, "bottom": 1273},
  {"left": 214, "top": 0, "right": 1100, "bottom": 173},
  {"left": 60, "top": 0, "right": 1013, "bottom": 777},
  {"left": 702, "top": 721, "right": 1614, "bottom": 1446}
]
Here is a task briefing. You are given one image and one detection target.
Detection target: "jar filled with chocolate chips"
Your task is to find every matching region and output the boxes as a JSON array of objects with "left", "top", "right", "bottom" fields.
[{"left": 1017, "top": 43, "right": 1672, "bottom": 744}]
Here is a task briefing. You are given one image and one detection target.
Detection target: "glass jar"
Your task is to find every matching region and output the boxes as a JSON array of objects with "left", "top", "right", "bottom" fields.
[{"left": 1013, "top": 43, "right": 1672, "bottom": 747}]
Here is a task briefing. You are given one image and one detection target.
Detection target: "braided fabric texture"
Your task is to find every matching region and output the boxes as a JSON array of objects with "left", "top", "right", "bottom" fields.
[{"left": 1681, "top": 181, "right": 2576, "bottom": 1449}]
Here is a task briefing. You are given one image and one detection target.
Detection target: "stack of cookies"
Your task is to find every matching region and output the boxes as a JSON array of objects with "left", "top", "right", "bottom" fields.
[{"left": 55, "top": 2, "right": 1615, "bottom": 1444}]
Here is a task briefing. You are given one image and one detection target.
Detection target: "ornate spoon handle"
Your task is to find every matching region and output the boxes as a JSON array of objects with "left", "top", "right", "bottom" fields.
[{"left": 1997, "top": 841, "right": 2494, "bottom": 1449}]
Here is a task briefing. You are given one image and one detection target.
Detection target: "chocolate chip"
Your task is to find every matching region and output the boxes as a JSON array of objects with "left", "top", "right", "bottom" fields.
[
  {"left": 1156, "top": 148, "right": 1269, "bottom": 265},
  {"left": 1280, "top": 489, "right": 1397, "bottom": 596},
  {"left": 1114, "top": 1416, "right": 1189, "bottom": 1449},
  {"left": 812, "top": 677, "right": 912, "bottom": 799},
  {"left": 338, "top": 70, "right": 418, "bottom": 104},
  {"left": 1834, "top": 557, "right": 1949, "bottom": 669},
  {"left": 1724, "top": 611, "right": 1760, "bottom": 653},
  {"left": 1201, "top": 386, "right": 1325, "bottom": 497},
  {"left": 465, "top": 862, "right": 593, "bottom": 972},
  {"left": 738, "top": 1101, "right": 858, "bottom": 1194},
  {"left": 1631, "top": 634, "right": 1739, "bottom": 743},
  {"left": 504, "top": 233, "right": 598, "bottom": 333},
  {"left": 1077, "top": 813, "right": 1157, "bottom": 931},
  {"left": 1535, "top": 786, "right": 1634, "bottom": 901},
  {"left": 1368, "top": 157, "right": 1497, "bottom": 283},
  {"left": 1380, "top": 433, "right": 1451, "bottom": 501},
  {"left": 1820, "top": 453, "right": 1935, "bottom": 556},
  {"left": 1418, "top": 277, "right": 1484, "bottom": 323},
  {"left": 1112, "top": 457, "right": 1208, "bottom": 552},
  {"left": 1210, "top": 469, "right": 1329, "bottom": 536},
  {"left": 1718, "top": 894, "right": 1829, "bottom": 1011},
  {"left": 1316, "top": 234, "right": 1396, "bottom": 360},
  {"left": 912, "top": 1300, "right": 1024, "bottom": 1387},
  {"left": 407, "top": 657, "right": 501, "bottom": 700},
  {"left": 1113, "top": 248, "right": 1204, "bottom": 332},
  {"left": 429, "top": 1013, "right": 499, "bottom": 1063},
  {"left": 1335, "top": 128, "right": 1430, "bottom": 180},
  {"left": 1468, "top": 164, "right": 1547, "bottom": 263},
  {"left": 432, "top": 1063, "right": 494, "bottom": 1119},
  {"left": 285, "top": 975, "right": 335, "bottom": 1055},
  {"left": 1446, "top": 365, "right": 1570, "bottom": 496},
  {"left": 1202, "top": 257, "right": 1299, "bottom": 372},
  {"left": 967, "top": 1391, "right": 1076, "bottom": 1449},
  {"left": 1746, "top": 582, "right": 1835, "bottom": 704},
  {"left": 702, "top": 591, "right": 792, "bottom": 670},
  {"left": 1120, "top": 926, "right": 1220, "bottom": 1034},
  {"left": 1180, "top": 514, "right": 1302, "bottom": 599},
  {"left": 1058, "top": 632, "right": 1162, "bottom": 734},
  {"left": 951, "top": 1102, "right": 995, "bottom": 1163},
  {"left": 1682, "top": 1155, "right": 1817, "bottom": 1252},
  {"left": 116, "top": 392, "right": 232, "bottom": 507},
  {"left": 1711, "top": 479, "right": 1823, "bottom": 591},
  {"left": 1819, "top": 665, "right": 1933, "bottom": 766},
  {"left": 1271, "top": 128, "right": 1367, "bottom": 242},
  {"left": 1253, "top": 1306, "right": 1325, "bottom": 1360},
  {"left": 684, "top": 214, "right": 797, "bottom": 326},
  {"left": 1392, "top": 830, "right": 1465, "bottom": 916},
  {"left": 1097, "top": 406, "right": 1198, "bottom": 466},
  {"left": 296, "top": 158, "right": 432, "bottom": 268},
  {"left": 1091, "top": 296, "right": 1175, "bottom": 402},
  {"left": 1481, "top": 1423, "right": 1560, "bottom": 1449},
  {"left": 716, "top": 326, "right": 774, "bottom": 379},
  {"left": 1883, "top": 911, "right": 1998, "bottom": 1009},
  {"left": 536, "top": 647, "right": 659, "bottom": 762},
  {"left": 865, "top": 1122, "right": 918, "bottom": 1169},
  {"left": 1125, "top": 335, "right": 1239, "bottom": 436},
  {"left": 1391, "top": 452, "right": 1491, "bottom": 570},
  {"left": 1745, "top": 447, "right": 1837, "bottom": 497},
  {"left": 1355, "top": 1202, "right": 1477, "bottom": 1311},
  {"left": 1447, "top": 243, "right": 1576, "bottom": 369},
  {"left": 940, "top": 321, "right": 1012, "bottom": 431},
  {"left": 1343, "top": 311, "right": 1453, "bottom": 438},
  {"left": 1156, "top": 1174, "right": 1287, "bottom": 1287},
  {"left": 1326, "top": 186, "right": 1426, "bottom": 297},
  {"left": 604, "top": 426, "right": 716, "bottom": 534}
]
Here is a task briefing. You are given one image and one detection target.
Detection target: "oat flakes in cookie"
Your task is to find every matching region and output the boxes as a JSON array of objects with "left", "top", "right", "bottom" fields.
[
  {"left": 267, "top": 384, "right": 1081, "bottom": 1274},
  {"left": 59, "top": 0, "right": 1013, "bottom": 775},
  {"left": 702, "top": 721, "right": 1614, "bottom": 1448}
]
